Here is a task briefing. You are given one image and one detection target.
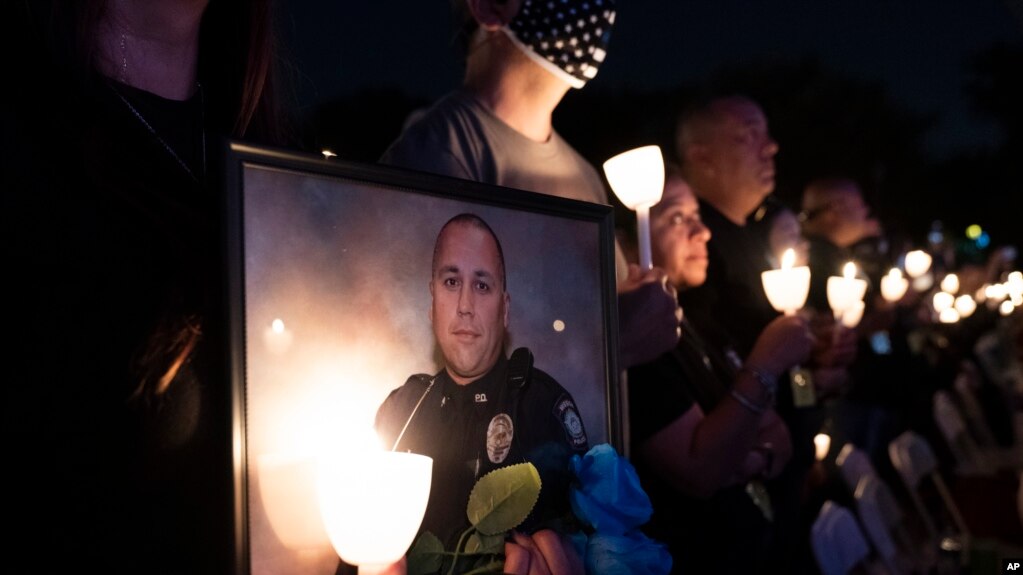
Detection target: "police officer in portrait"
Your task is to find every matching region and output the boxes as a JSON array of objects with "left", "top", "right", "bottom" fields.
[{"left": 375, "top": 212, "right": 590, "bottom": 548}]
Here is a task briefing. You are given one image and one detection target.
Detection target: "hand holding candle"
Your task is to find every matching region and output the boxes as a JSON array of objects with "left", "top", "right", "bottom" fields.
[
  {"left": 603, "top": 146, "right": 665, "bottom": 269},
  {"left": 761, "top": 248, "right": 811, "bottom": 316}
]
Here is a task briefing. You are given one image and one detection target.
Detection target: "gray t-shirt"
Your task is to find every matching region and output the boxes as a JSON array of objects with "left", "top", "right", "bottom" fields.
[{"left": 380, "top": 90, "right": 627, "bottom": 277}]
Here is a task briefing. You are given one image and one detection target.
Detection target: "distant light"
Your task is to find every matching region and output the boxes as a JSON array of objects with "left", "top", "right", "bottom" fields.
[
  {"left": 928, "top": 230, "right": 943, "bottom": 245},
  {"left": 911, "top": 273, "right": 934, "bottom": 293},
  {"left": 904, "top": 250, "right": 932, "bottom": 278},
  {"left": 1000, "top": 300, "right": 1015, "bottom": 316},
  {"left": 939, "top": 308, "right": 960, "bottom": 323},
  {"left": 552, "top": 319, "right": 566, "bottom": 332},
  {"left": 932, "top": 291, "right": 955, "bottom": 313},
  {"left": 965, "top": 224, "right": 982, "bottom": 240},
  {"left": 814, "top": 433, "right": 831, "bottom": 462},
  {"left": 321, "top": 149, "right": 337, "bottom": 159},
  {"left": 940, "top": 273, "right": 959, "bottom": 295},
  {"left": 954, "top": 295, "right": 976, "bottom": 318},
  {"left": 976, "top": 232, "right": 991, "bottom": 249},
  {"left": 986, "top": 283, "right": 1008, "bottom": 301}
]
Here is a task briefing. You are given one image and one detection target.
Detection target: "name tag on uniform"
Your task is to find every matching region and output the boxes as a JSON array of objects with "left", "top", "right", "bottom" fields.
[{"left": 475, "top": 393, "right": 488, "bottom": 403}]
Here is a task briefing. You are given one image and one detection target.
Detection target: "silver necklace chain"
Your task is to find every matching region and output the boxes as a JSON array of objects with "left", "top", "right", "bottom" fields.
[{"left": 107, "top": 81, "right": 207, "bottom": 184}]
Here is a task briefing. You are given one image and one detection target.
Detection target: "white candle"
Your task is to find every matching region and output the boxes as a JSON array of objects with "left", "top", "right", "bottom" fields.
[
  {"left": 904, "top": 250, "right": 933, "bottom": 278},
  {"left": 827, "top": 262, "right": 868, "bottom": 320},
  {"left": 318, "top": 450, "right": 432, "bottom": 569},
  {"left": 840, "top": 300, "right": 865, "bottom": 328},
  {"left": 932, "top": 291, "right": 955, "bottom": 313},
  {"left": 1008, "top": 272, "right": 1023, "bottom": 303},
  {"left": 939, "top": 308, "right": 961, "bottom": 324},
  {"left": 1000, "top": 300, "right": 1015, "bottom": 316},
  {"left": 940, "top": 273, "right": 960, "bottom": 295},
  {"left": 603, "top": 146, "right": 665, "bottom": 270},
  {"left": 985, "top": 283, "right": 1007, "bottom": 302},
  {"left": 814, "top": 433, "right": 831, "bottom": 461},
  {"left": 761, "top": 248, "right": 811, "bottom": 316},
  {"left": 880, "top": 267, "right": 909, "bottom": 302},
  {"left": 954, "top": 294, "right": 976, "bottom": 318}
]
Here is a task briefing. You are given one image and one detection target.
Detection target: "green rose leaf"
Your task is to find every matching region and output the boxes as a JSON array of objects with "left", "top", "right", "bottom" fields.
[
  {"left": 407, "top": 531, "right": 445, "bottom": 575},
  {"left": 466, "top": 462, "right": 541, "bottom": 536},
  {"left": 464, "top": 531, "right": 506, "bottom": 555}
]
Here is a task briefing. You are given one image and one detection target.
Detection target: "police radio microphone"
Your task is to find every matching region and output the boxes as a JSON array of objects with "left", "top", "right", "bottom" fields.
[{"left": 390, "top": 376, "right": 436, "bottom": 451}]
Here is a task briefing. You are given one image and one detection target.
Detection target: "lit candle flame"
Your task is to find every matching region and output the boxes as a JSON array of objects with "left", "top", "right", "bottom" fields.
[
  {"left": 814, "top": 433, "right": 831, "bottom": 461},
  {"left": 940, "top": 273, "right": 960, "bottom": 295},
  {"left": 272, "top": 318, "right": 286, "bottom": 333},
  {"left": 843, "top": 262, "right": 856, "bottom": 279},
  {"left": 781, "top": 248, "right": 795, "bottom": 270}
]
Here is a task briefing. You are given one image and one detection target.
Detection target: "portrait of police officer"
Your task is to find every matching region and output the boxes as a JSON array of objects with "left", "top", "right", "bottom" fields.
[{"left": 375, "top": 213, "right": 590, "bottom": 548}]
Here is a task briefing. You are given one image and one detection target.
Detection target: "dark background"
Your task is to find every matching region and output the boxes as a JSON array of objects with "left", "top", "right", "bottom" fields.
[{"left": 277, "top": 0, "right": 1023, "bottom": 258}]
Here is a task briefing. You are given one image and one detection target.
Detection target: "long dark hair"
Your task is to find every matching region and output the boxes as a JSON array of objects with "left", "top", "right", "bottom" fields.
[
  {"left": 22, "top": 0, "right": 294, "bottom": 403},
  {"left": 30, "top": 0, "right": 292, "bottom": 144}
]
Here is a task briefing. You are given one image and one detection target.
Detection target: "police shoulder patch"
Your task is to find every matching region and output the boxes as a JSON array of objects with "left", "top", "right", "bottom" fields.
[{"left": 554, "top": 394, "right": 587, "bottom": 450}]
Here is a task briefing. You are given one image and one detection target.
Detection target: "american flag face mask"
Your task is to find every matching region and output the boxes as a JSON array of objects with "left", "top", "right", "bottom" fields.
[{"left": 502, "top": 0, "right": 616, "bottom": 89}]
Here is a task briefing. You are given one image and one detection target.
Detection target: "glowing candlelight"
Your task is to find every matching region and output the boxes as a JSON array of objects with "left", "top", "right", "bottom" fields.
[
  {"left": 985, "top": 283, "right": 1007, "bottom": 301},
  {"left": 904, "top": 250, "right": 932, "bottom": 278},
  {"left": 257, "top": 453, "right": 331, "bottom": 550},
  {"left": 603, "top": 146, "right": 665, "bottom": 270},
  {"left": 827, "top": 261, "right": 868, "bottom": 322},
  {"left": 814, "top": 433, "right": 832, "bottom": 461},
  {"left": 940, "top": 273, "right": 960, "bottom": 295},
  {"left": 1000, "top": 300, "right": 1015, "bottom": 316},
  {"left": 880, "top": 267, "right": 909, "bottom": 303},
  {"left": 1008, "top": 272, "right": 1023, "bottom": 305},
  {"left": 932, "top": 291, "right": 955, "bottom": 313},
  {"left": 761, "top": 248, "right": 811, "bottom": 316},
  {"left": 954, "top": 295, "right": 976, "bottom": 318},
  {"left": 317, "top": 443, "right": 432, "bottom": 570},
  {"left": 840, "top": 300, "right": 865, "bottom": 328},
  {"left": 939, "top": 308, "right": 960, "bottom": 324}
]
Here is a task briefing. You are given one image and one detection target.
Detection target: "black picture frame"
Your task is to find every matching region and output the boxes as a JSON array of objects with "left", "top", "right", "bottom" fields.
[{"left": 224, "top": 142, "right": 621, "bottom": 574}]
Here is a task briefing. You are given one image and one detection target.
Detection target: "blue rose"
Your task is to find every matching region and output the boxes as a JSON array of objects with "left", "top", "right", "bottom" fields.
[
  {"left": 581, "top": 532, "right": 672, "bottom": 575},
  {"left": 568, "top": 443, "right": 652, "bottom": 535}
]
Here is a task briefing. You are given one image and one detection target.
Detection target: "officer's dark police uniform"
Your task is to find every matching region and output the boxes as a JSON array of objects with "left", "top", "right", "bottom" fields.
[{"left": 375, "top": 348, "right": 589, "bottom": 547}]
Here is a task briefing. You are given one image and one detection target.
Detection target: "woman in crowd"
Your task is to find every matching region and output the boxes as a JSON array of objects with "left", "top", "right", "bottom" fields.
[
  {"left": 628, "top": 169, "right": 813, "bottom": 574},
  {"left": 6, "top": 0, "right": 292, "bottom": 571}
]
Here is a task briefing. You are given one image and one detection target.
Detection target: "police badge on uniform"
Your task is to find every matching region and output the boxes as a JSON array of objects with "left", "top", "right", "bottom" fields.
[
  {"left": 554, "top": 394, "right": 588, "bottom": 449},
  {"left": 486, "top": 413, "right": 514, "bottom": 463}
]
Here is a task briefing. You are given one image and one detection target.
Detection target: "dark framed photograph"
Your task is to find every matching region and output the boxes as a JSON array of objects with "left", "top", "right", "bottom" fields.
[{"left": 224, "top": 142, "right": 621, "bottom": 574}]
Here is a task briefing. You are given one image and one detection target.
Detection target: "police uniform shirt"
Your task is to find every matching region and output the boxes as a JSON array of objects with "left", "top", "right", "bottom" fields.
[{"left": 375, "top": 351, "right": 589, "bottom": 546}]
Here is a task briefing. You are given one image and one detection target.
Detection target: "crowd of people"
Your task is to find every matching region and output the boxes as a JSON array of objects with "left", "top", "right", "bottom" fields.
[{"left": 6, "top": 0, "right": 1021, "bottom": 573}]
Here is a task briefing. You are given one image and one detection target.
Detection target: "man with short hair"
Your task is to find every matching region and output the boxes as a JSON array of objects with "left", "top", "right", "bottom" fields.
[
  {"left": 375, "top": 213, "right": 589, "bottom": 558},
  {"left": 675, "top": 95, "right": 856, "bottom": 573},
  {"left": 380, "top": 0, "right": 681, "bottom": 370},
  {"left": 675, "top": 95, "right": 781, "bottom": 354}
]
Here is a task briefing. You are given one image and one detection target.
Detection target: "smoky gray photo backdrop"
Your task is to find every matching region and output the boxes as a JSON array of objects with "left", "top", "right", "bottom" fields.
[{"left": 240, "top": 165, "right": 610, "bottom": 574}]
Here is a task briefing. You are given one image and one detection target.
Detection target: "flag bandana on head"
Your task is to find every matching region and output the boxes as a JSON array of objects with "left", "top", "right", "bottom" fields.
[{"left": 502, "top": 0, "right": 617, "bottom": 89}]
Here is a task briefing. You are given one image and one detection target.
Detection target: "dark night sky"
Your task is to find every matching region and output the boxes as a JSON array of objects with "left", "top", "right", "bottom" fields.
[{"left": 281, "top": 0, "right": 1023, "bottom": 159}]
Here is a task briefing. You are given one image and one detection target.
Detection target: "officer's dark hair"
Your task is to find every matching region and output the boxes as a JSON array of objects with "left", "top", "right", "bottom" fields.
[{"left": 432, "top": 213, "right": 508, "bottom": 290}]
